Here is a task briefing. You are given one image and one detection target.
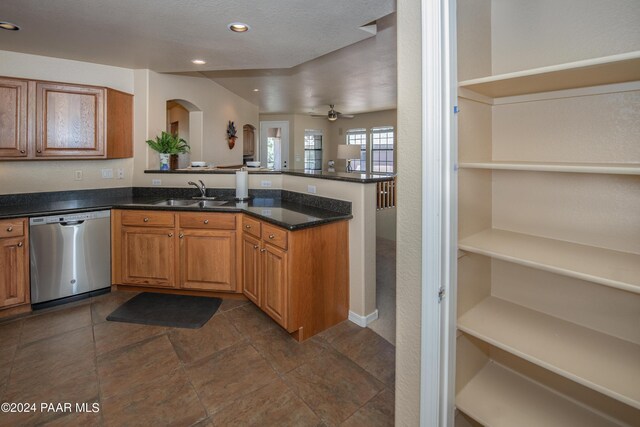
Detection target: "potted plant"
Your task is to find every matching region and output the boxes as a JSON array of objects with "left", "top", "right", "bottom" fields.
[
  {"left": 145, "top": 131, "right": 190, "bottom": 170},
  {"left": 227, "top": 121, "right": 237, "bottom": 149}
]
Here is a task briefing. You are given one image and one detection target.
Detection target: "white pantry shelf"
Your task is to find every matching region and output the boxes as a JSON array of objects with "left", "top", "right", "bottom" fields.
[
  {"left": 458, "top": 161, "right": 640, "bottom": 175},
  {"left": 456, "top": 362, "right": 622, "bottom": 427},
  {"left": 458, "top": 51, "right": 640, "bottom": 98},
  {"left": 458, "top": 297, "right": 640, "bottom": 409},
  {"left": 458, "top": 228, "right": 640, "bottom": 294}
]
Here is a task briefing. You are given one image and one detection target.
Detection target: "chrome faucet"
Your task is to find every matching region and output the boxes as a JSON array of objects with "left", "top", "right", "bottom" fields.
[{"left": 188, "top": 180, "right": 206, "bottom": 198}]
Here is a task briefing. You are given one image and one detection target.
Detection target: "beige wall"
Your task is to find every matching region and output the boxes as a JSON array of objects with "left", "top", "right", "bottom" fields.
[
  {"left": 0, "top": 50, "right": 135, "bottom": 194},
  {"left": 395, "top": 0, "right": 422, "bottom": 423},
  {"left": 491, "top": 0, "right": 640, "bottom": 74}
]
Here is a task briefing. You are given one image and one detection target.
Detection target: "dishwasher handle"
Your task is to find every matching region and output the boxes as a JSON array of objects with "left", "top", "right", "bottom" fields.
[{"left": 60, "top": 220, "right": 85, "bottom": 226}]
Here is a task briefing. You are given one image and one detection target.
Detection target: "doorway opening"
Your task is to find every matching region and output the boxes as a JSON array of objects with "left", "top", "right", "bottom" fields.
[{"left": 259, "top": 121, "right": 289, "bottom": 170}]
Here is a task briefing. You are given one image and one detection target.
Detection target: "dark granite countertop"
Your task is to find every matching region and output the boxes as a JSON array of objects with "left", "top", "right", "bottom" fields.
[
  {"left": 0, "top": 188, "right": 352, "bottom": 231},
  {"left": 144, "top": 168, "right": 395, "bottom": 183}
]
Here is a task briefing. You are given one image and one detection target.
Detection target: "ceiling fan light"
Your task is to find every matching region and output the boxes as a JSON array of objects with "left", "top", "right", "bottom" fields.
[
  {"left": 0, "top": 21, "right": 20, "bottom": 31},
  {"left": 328, "top": 112, "right": 338, "bottom": 121}
]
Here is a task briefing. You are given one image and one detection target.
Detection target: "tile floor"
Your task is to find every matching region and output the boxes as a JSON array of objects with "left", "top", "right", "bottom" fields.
[{"left": 0, "top": 291, "right": 395, "bottom": 426}]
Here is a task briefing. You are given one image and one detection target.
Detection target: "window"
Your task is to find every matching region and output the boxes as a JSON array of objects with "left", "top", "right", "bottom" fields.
[
  {"left": 371, "top": 126, "right": 394, "bottom": 172},
  {"left": 304, "top": 130, "right": 323, "bottom": 170},
  {"left": 346, "top": 128, "right": 367, "bottom": 171}
]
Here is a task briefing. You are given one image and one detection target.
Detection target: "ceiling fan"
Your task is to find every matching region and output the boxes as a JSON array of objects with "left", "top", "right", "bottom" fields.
[{"left": 311, "top": 105, "right": 354, "bottom": 121}]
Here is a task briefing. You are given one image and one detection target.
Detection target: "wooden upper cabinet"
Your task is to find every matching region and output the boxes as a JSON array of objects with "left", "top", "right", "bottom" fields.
[
  {"left": 0, "top": 78, "right": 28, "bottom": 158},
  {"left": 36, "top": 82, "right": 105, "bottom": 157},
  {"left": 0, "top": 76, "right": 133, "bottom": 160}
]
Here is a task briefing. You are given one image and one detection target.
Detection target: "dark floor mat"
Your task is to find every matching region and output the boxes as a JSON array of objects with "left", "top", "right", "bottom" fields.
[{"left": 106, "top": 292, "right": 222, "bottom": 329}]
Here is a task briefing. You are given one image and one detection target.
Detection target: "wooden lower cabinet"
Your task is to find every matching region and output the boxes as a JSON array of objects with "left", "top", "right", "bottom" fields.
[
  {"left": 262, "top": 244, "right": 288, "bottom": 327},
  {"left": 0, "top": 218, "right": 30, "bottom": 309},
  {"left": 241, "top": 233, "right": 261, "bottom": 305},
  {"left": 180, "top": 229, "right": 236, "bottom": 292},
  {"left": 112, "top": 210, "right": 241, "bottom": 293},
  {"left": 241, "top": 215, "right": 349, "bottom": 341},
  {"left": 120, "top": 226, "right": 176, "bottom": 287}
]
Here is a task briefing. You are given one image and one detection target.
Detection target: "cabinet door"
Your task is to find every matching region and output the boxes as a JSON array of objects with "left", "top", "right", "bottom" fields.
[
  {"left": 262, "top": 244, "right": 288, "bottom": 328},
  {"left": 36, "top": 82, "right": 105, "bottom": 157},
  {"left": 242, "top": 233, "right": 261, "bottom": 305},
  {"left": 0, "top": 236, "right": 29, "bottom": 308},
  {"left": 0, "top": 78, "right": 28, "bottom": 158},
  {"left": 121, "top": 227, "right": 176, "bottom": 287},
  {"left": 180, "top": 229, "right": 236, "bottom": 292}
]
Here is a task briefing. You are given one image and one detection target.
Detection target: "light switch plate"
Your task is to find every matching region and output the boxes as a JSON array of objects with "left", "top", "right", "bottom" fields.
[
  {"left": 152, "top": 179, "right": 161, "bottom": 186},
  {"left": 307, "top": 185, "right": 317, "bottom": 194},
  {"left": 74, "top": 170, "right": 83, "bottom": 181},
  {"left": 101, "top": 168, "right": 113, "bottom": 179}
]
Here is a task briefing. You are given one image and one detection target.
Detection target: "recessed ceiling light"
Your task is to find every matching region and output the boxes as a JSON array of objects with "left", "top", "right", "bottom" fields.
[
  {"left": 191, "top": 59, "right": 206, "bottom": 65},
  {"left": 228, "top": 22, "right": 250, "bottom": 33},
  {"left": 253, "top": 89, "right": 260, "bottom": 92},
  {"left": 0, "top": 22, "right": 20, "bottom": 31}
]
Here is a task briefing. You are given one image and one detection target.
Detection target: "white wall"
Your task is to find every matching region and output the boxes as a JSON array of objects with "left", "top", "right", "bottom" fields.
[
  {"left": 395, "top": 0, "right": 423, "bottom": 423},
  {"left": 0, "top": 50, "right": 135, "bottom": 194},
  {"left": 491, "top": 0, "right": 640, "bottom": 74}
]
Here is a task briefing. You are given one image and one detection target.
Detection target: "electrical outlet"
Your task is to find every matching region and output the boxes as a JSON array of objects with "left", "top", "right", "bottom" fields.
[
  {"left": 101, "top": 168, "right": 113, "bottom": 179},
  {"left": 116, "top": 168, "right": 124, "bottom": 179},
  {"left": 74, "top": 170, "right": 83, "bottom": 181},
  {"left": 260, "top": 180, "right": 272, "bottom": 188},
  {"left": 152, "top": 179, "right": 161, "bottom": 186},
  {"left": 307, "top": 185, "right": 317, "bottom": 194}
]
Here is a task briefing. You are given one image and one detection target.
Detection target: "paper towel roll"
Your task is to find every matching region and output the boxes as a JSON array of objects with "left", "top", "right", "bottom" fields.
[{"left": 235, "top": 170, "right": 249, "bottom": 200}]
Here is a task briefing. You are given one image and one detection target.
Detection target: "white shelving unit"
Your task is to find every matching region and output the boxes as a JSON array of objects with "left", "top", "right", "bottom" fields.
[
  {"left": 456, "top": 362, "right": 621, "bottom": 427},
  {"left": 458, "top": 51, "right": 640, "bottom": 98},
  {"left": 458, "top": 161, "right": 640, "bottom": 175},
  {"left": 455, "top": 4, "right": 640, "bottom": 425},
  {"left": 458, "top": 296, "right": 640, "bottom": 409},
  {"left": 459, "top": 228, "right": 640, "bottom": 294}
]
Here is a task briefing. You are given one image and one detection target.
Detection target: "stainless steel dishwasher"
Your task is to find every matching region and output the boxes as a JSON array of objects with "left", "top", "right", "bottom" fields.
[{"left": 30, "top": 210, "right": 111, "bottom": 307}]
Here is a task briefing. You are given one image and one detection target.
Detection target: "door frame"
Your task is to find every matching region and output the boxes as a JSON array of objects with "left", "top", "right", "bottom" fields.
[{"left": 259, "top": 121, "right": 290, "bottom": 170}]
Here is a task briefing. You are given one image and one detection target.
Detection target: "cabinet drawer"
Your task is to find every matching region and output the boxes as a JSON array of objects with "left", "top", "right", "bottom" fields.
[
  {"left": 179, "top": 212, "right": 236, "bottom": 230},
  {"left": 242, "top": 216, "right": 261, "bottom": 238},
  {"left": 120, "top": 210, "right": 175, "bottom": 227},
  {"left": 0, "top": 219, "right": 25, "bottom": 238},
  {"left": 262, "top": 223, "right": 288, "bottom": 250}
]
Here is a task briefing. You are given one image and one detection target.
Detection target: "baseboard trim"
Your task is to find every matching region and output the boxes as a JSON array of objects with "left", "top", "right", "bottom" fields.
[{"left": 348, "top": 309, "right": 379, "bottom": 327}]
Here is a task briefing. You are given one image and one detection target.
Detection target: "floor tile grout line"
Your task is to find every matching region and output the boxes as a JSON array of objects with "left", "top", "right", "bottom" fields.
[{"left": 91, "top": 307, "right": 107, "bottom": 427}]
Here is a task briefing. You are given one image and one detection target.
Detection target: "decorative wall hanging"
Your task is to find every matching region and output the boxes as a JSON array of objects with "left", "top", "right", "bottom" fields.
[{"left": 227, "top": 121, "right": 237, "bottom": 149}]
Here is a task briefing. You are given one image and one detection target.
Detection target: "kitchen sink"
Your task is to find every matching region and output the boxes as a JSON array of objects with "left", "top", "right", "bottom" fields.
[
  {"left": 196, "top": 200, "right": 229, "bottom": 207},
  {"left": 153, "top": 199, "right": 199, "bottom": 206}
]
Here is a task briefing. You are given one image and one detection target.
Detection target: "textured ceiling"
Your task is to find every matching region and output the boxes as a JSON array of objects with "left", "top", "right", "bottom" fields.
[{"left": 0, "top": 0, "right": 397, "bottom": 114}]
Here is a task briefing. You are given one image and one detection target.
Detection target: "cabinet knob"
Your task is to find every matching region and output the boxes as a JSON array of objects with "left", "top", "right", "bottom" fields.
[
  {"left": 204, "top": 219, "right": 209, "bottom": 224},
  {"left": 179, "top": 233, "right": 184, "bottom": 239},
  {"left": 143, "top": 217, "right": 149, "bottom": 222},
  {"left": 17, "top": 241, "right": 23, "bottom": 247},
  {"left": 20, "top": 150, "right": 25, "bottom": 154},
  {"left": 253, "top": 245, "right": 259, "bottom": 249},
  {"left": 168, "top": 233, "right": 173, "bottom": 237},
  {"left": 245, "top": 224, "right": 251, "bottom": 229},
  {"left": 268, "top": 234, "right": 275, "bottom": 239},
  {"left": 260, "top": 248, "right": 266, "bottom": 253},
  {"left": 36, "top": 149, "right": 42, "bottom": 153},
  {"left": 6, "top": 226, "right": 12, "bottom": 232}
]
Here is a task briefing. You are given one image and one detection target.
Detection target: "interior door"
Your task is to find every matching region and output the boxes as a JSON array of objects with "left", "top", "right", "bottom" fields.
[{"left": 259, "top": 121, "right": 289, "bottom": 170}]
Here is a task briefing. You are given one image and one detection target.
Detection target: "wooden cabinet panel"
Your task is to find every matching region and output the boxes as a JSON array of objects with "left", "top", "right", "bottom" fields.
[
  {"left": 121, "top": 210, "right": 175, "bottom": 228},
  {"left": 262, "top": 244, "right": 288, "bottom": 328},
  {"left": 0, "top": 78, "right": 28, "bottom": 158},
  {"left": 36, "top": 82, "right": 105, "bottom": 157},
  {"left": 0, "top": 219, "right": 25, "bottom": 239},
  {"left": 180, "top": 229, "right": 236, "bottom": 291},
  {"left": 242, "top": 233, "right": 261, "bottom": 305},
  {"left": 242, "top": 216, "right": 261, "bottom": 238},
  {"left": 179, "top": 212, "right": 236, "bottom": 230},
  {"left": 0, "top": 219, "right": 29, "bottom": 309},
  {"left": 106, "top": 89, "right": 133, "bottom": 158},
  {"left": 120, "top": 227, "right": 176, "bottom": 287},
  {"left": 243, "top": 124, "right": 255, "bottom": 156},
  {"left": 262, "top": 223, "right": 288, "bottom": 250}
]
